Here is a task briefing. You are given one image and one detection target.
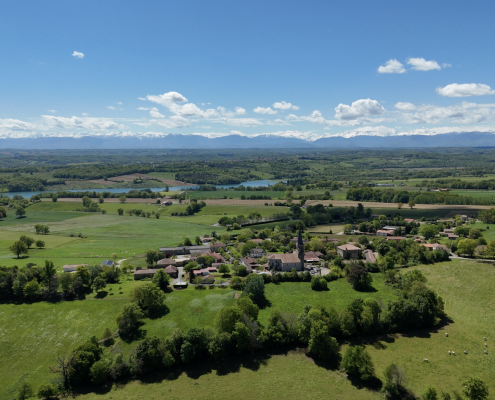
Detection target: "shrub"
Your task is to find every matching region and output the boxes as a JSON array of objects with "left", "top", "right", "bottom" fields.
[
  {"left": 345, "top": 261, "right": 373, "bottom": 291},
  {"left": 341, "top": 345, "right": 375, "bottom": 381},
  {"left": 37, "top": 383, "right": 58, "bottom": 399},
  {"left": 311, "top": 277, "right": 328, "bottom": 291},
  {"left": 90, "top": 360, "right": 110, "bottom": 385}
]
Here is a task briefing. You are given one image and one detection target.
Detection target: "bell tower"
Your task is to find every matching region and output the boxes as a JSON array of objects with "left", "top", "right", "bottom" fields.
[{"left": 297, "top": 228, "right": 304, "bottom": 266}]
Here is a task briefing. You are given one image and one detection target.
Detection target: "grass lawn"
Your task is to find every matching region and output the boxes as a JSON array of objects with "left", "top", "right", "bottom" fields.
[
  {"left": 0, "top": 210, "right": 86, "bottom": 226},
  {"left": 308, "top": 223, "right": 345, "bottom": 233},
  {"left": 258, "top": 274, "right": 398, "bottom": 326}
]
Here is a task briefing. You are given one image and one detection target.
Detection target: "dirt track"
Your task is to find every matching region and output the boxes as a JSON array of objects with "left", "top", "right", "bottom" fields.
[{"left": 107, "top": 173, "right": 194, "bottom": 187}]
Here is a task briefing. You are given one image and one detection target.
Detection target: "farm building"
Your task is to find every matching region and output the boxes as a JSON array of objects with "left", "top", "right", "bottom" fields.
[{"left": 336, "top": 244, "right": 362, "bottom": 260}]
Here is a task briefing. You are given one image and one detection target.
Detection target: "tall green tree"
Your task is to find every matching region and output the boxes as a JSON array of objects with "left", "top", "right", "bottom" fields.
[
  {"left": 10, "top": 240, "right": 28, "bottom": 258},
  {"left": 462, "top": 377, "right": 489, "bottom": 400}
]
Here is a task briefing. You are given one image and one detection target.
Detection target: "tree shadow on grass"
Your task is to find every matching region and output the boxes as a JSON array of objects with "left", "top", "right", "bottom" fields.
[
  {"left": 94, "top": 291, "right": 108, "bottom": 299},
  {"left": 347, "top": 374, "right": 383, "bottom": 392},
  {"left": 148, "top": 303, "right": 170, "bottom": 320}
]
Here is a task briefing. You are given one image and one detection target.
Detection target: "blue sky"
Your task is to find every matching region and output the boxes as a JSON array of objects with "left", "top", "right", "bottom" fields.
[{"left": 1, "top": 0, "right": 495, "bottom": 141}]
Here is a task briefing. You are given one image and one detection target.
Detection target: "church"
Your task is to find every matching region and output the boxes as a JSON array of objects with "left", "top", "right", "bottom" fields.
[{"left": 268, "top": 229, "right": 305, "bottom": 272}]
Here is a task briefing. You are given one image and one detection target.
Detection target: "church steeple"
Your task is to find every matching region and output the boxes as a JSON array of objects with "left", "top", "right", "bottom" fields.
[{"left": 297, "top": 228, "right": 304, "bottom": 265}]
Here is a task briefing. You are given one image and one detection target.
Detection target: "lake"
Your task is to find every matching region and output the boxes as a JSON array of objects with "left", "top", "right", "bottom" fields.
[{"left": 1, "top": 179, "right": 280, "bottom": 198}]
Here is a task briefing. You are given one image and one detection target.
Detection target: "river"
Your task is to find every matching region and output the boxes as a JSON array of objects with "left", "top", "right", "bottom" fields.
[{"left": 1, "top": 179, "right": 279, "bottom": 198}]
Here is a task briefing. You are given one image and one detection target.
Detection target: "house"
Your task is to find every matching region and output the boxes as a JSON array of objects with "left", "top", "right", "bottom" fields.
[
  {"left": 433, "top": 244, "right": 450, "bottom": 254},
  {"left": 164, "top": 265, "right": 178, "bottom": 278},
  {"left": 448, "top": 233, "right": 459, "bottom": 240},
  {"left": 268, "top": 253, "right": 304, "bottom": 271},
  {"left": 101, "top": 260, "right": 114, "bottom": 267},
  {"left": 202, "top": 251, "right": 225, "bottom": 263},
  {"left": 363, "top": 250, "right": 376, "bottom": 264},
  {"left": 376, "top": 229, "right": 395, "bottom": 237},
  {"left": 304, "top": 251, "right": 321, "bottom": 263},
  {"left": 404, "top": 218, "right": 416, "bottom": 223},
  {"left": 460, "top": 215, "right": 468, "bottom": 221},
  {"left": 210, "top": 242, "right": 227, "bottom": 252},
  {"left": 386, "top": 236, "right": 404, "bottom": 242},
  {"left": 251, "top": 238, "right": 265, "bottom": 244},
  {"left": 200, "top": 236, "right": 214, "bottom": 243},
  {"left": 382, "top": 226, "right": 402, "bottom": 233},
  {"left": 134, "top": 269, "right": 157, "bottom": 280},
  {"left": 161, "top": 201, "right": 173, "bottom": 206},
  {"left": 336, "top": 244, "right": 362, "bottom": 259},
  {"left": 241, "top": 256, "right": 258, "bottom": 271},
  {"left": 249, "top": 248, "right": 266, "bottom": 258},
  {"left": 156, "top": 258, "right": 177, "bottom": 268},
  {"left": 268, "top": 229, "right": 305, "bottom": 271},
  {"left": 376, "top": 183, "right": 394, "bottom": 187},
  {"left": 159, "top": 245, "right": 211, "bottom": 257},
  {"left": 62, "top": 264, "right": 87, "bottom": 273}
]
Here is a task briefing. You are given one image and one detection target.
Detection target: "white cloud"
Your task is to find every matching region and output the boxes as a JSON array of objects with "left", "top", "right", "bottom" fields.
[
  {"left": 146, "top": 91, "right": 217, "bottom": 118},
  {"left": 138, "top": 97, "right": 146, "bottom": 101},
  {"left": 407, "top": 57, "right": 441, "bottom": 71},
  {"left": 266, "top": 119, "right": 292, "bottom": 126},
  {"left": 273, "top": 101, "right": 299, "bottom": 110},
  {"left": 149, "top": 107, "right": 165, "bottom": 118},
  {"left": 443, "top": 63, "right": 452, "bottom": 68},
  {"left": 117, "top": 102, "right": 123, "bottom": 105},
  {"left": 137, "top": 107, "right": 150, "bottom": 111},
  {"left": 231, "top": 130, "right": 243, "bottom": 135},
  {"left": 378, "top": 59, "right": 406, "bottom": 74},
  {"left": 399, "top": 102, "right": 495, "bottom": 125},
  {"left": 253, "top": 107, "right": 278, "bottom": 114},
  {"left": 136, "top": 115, "right": 190, "bottom": 129},
  {"left": 42, "top": 115, "right": 126, "bottom": 130},
  {"left": 436, "top": 83, "right": 495, "bottom": 97},
  {"left": 0, "top": 118, "right": 42, "bottom": 133},
  {"left": 335, "top": 99, "right": 386, "bottom": 120},
  {"left": 82, "top": 113, "right": 89, "bottom": 117},
  {"left": 394, "top": 102, "right": 416, "bottom": 111},
  {"left": 47, "top": 109, "right": 57, "bottom": 113},
  {"left": 235, "top": 107, "right": 246, "bottom": 115},
  {"left": 72, "top": 51, "right": 84, "bottom": 59},
  {"left": 220, "top": 118, "right": 263, "bottom": 127},
  {"left": 107, "top": 106, "right": 116, "bottom": 110}
]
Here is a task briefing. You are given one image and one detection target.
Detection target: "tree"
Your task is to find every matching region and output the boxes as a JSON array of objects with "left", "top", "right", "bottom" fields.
[
  {"left": 236, "top": 296, "right": 259, "bottom": 320},
  {"left": 116, "top": 303, "right": 144, "bottom": 337},
  {"left": 469, "top": 228, "right": 482, "bottom": 239},
  {"left": 383, "top": 363, "right": 407, "bottom": 396},
  {"left": 37, "top": 383, "right": 58, "bottom": 399},
  {"left": 218, "top": 264, "right": 230, "bottom": 275},
  {"left": 42, "top": 260, "right": 57, "bottom": 289},
  {"left": 82, "top": 196, "right": 92, "bottom": 208},
  {"left": 232, "top": 322, "right": 251, "bottom": 354},
  {"left": 237, "top": 265, "right": 248, "bottom": 276},
  {"left": 462, "top": 377, "right": 489, "bottom": 400},
  {"left": 119, "top": 195, "right": 127, "bottom": 204},
  {"left": 130, "top": 282, "right": 165, "bottom": 315},
  {"left": 408, "top": 200, "right": 416, "bottom": 209},
  {"left": 419, "top": 224, "right": 440, "bottom": 240},
  {"left": 152, "top": 268, "right": 171, "bottom": 291},
  {"left": 10, "top": 240, "right": 28, "bottom": 258},
  {"left": 36, "top": 240, "right": 45, "bottom": 249},
  {"left": 457, "top": 238, "right": 477, "bottom": 257},
  {"left": 19, "top": 235, "right": 35, "bottom": 249},
  {"left": 24, "top": 280, "right": 40, "bottom": 299},
  {"left": 397, "top": 202, "right": 403, "bottom": 209},
  {"left": 98, "top": 197, "right": 104, "bottom": 204},
  {"left": 16, "top": 382, "right": 33, "bottom": 400},
  {"left": 49, "top": 353, "right": 75, "bottom": 391},
  {"left": 308, "top": 320, "right": 339, "bottom": 360},
  {"left": 75, "top": 265, "right": 91, "bottom": 286},
  {"left": 117, "top": 208, "right": 124, "bottom": 215},
  {"left": 90, "top": 360, "right": 109, "bottom": 385},
  {"left": 423, "top": 385, "right": 438, "bottom": 400},
  {"left": 15, "top": 206, "right": 26, "bottom": 218},
  {"left": 243, "top": 274, "right": 265, "bottom": 306},
  {"left": 346, "top": 261, "right": 373, "bottom": 290},
  {"left": 59, "top": 273, "right": 74, "bottom": 295},
  {"left": 0, "top": 205, "right": 7, "bottom": 218},
  {"left": 341, "top": 345, "right": 375, "bottom": 381},
  {"left": 215, "top": 306, "right": 243, "bottom": 333},
  {"left": 230, "top": 276, "right": 243, "bottom": 290},
  {"left": 93, "top": 276, "right": 106, "bottom": 292},
  {"left": 145, "top": 249, "right": 159, "bottom": 266},
  {"left": 52, "top": 195, "right": 58, "bottom": 202}
]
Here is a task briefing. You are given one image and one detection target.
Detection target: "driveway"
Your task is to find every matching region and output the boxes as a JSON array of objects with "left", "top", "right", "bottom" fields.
[{"left": 172, "top": 266, "right": 185, "bottom": 284}]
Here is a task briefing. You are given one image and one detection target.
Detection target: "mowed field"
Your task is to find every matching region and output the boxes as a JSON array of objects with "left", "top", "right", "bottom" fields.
[{"left": 72, "top": 260, "right": 495, "bottom": 399}]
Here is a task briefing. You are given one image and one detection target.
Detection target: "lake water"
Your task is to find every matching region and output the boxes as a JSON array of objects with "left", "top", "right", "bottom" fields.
[{"left": 1, "top": 179, "right": 279, "bottom": 198}]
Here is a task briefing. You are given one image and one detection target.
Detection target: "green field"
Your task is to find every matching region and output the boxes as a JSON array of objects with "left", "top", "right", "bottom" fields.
[{"left": 69, "top": 260, "right": 495, "bottom": 399}]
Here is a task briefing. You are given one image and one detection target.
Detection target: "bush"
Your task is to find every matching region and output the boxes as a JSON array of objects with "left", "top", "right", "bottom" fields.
[
  {"left": 37, "top": 383, "right": 58, "bottom": 399},
  {"left": 341, "top": 345, "right": 375, "bottom": 381},
  {"left": 90, "top": 360, "right": 110, "bottom": 385},
  {"left": 311, "top": 277, "right": 328, "bottom": 291}
]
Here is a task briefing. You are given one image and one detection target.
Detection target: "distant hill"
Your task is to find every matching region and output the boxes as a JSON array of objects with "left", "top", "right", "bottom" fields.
[{"left": 0, "top": 132, "right": 494, "bottom": 149}]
